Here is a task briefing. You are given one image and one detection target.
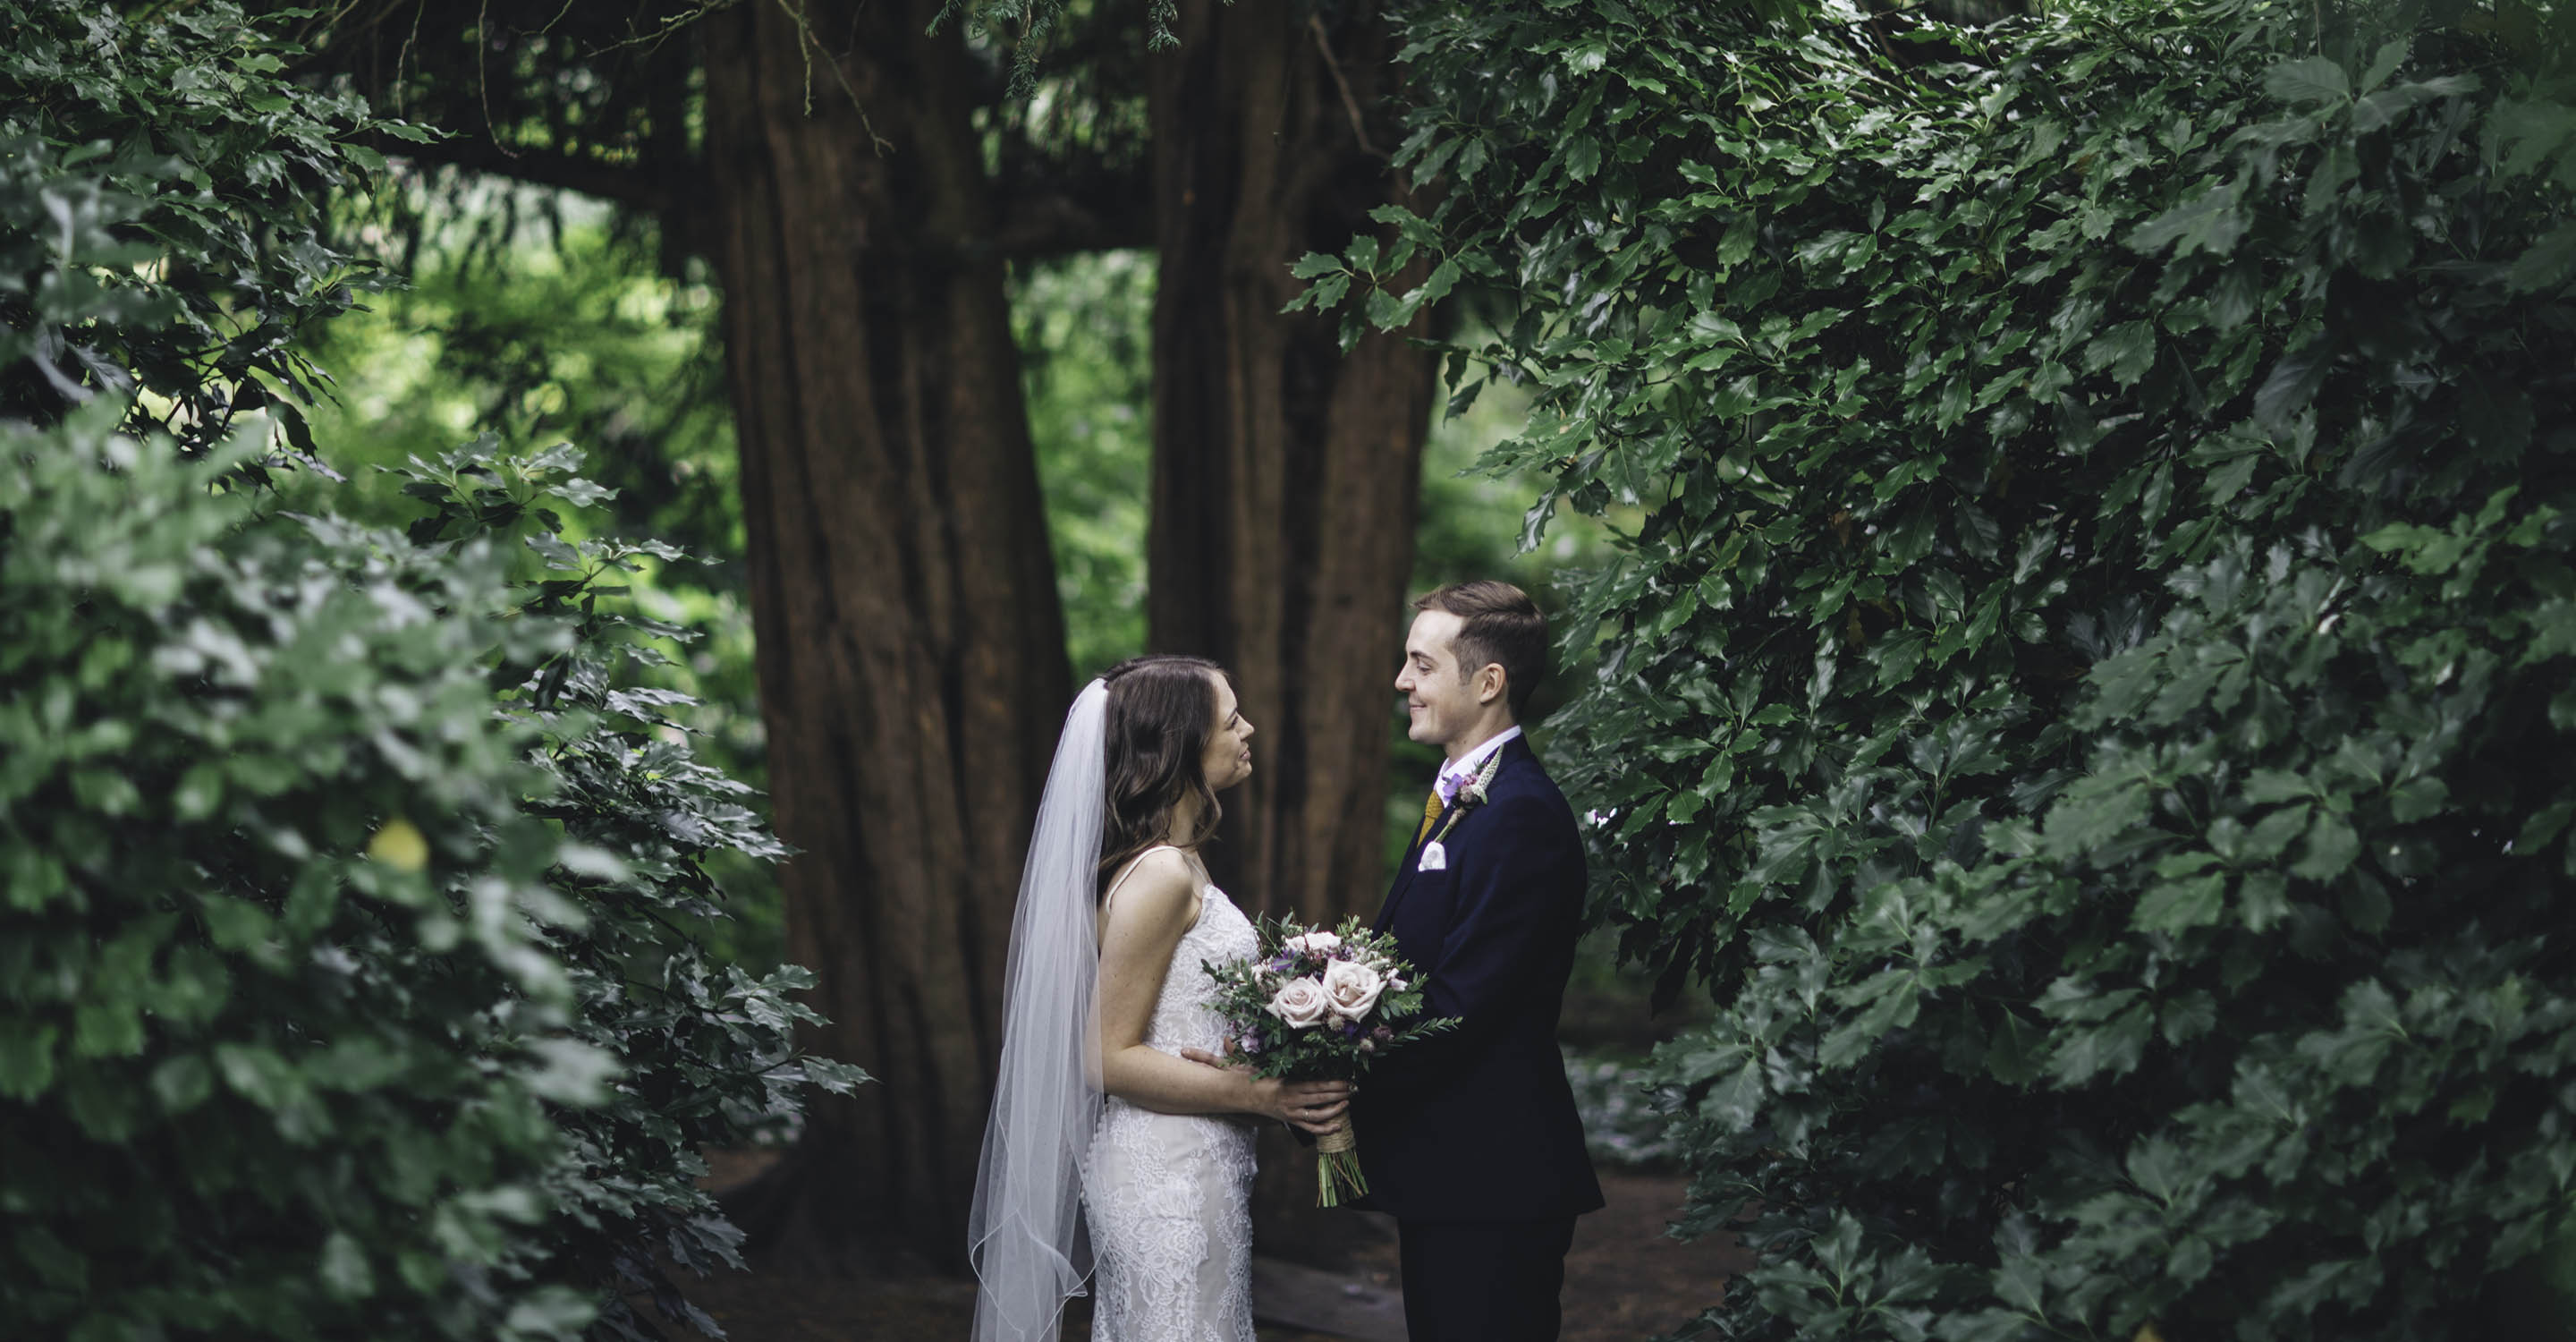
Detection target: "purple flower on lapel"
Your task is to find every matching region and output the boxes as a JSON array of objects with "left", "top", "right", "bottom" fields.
[{"left": 1427, "top": 746, "right": 1508, "bottom": 847}]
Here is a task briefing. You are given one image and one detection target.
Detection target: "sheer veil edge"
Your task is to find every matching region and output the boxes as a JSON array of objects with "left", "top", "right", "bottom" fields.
[{"left": 968, "top": 679, "right": 1111, "bottom": 1342}]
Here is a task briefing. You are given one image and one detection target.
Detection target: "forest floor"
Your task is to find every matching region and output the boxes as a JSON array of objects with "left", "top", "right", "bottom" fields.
[{"left": 669, "top": 1153, "right": 1745, "bottom": 1342}]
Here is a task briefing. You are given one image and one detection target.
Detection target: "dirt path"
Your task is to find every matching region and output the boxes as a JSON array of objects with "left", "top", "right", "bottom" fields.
[{"left": 666, "top": 1166, "right": 1743, "bottom": 1341}]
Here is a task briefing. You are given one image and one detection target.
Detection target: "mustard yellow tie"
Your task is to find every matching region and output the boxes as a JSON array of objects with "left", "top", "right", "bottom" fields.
[{"left": 1414, "top": 787, "right": 1445, "bottom": 845}]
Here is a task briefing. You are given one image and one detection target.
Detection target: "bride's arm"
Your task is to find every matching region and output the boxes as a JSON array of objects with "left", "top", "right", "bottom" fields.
[{"left": 1097, "top": 853, "right": 1349, "bottom": 1134}]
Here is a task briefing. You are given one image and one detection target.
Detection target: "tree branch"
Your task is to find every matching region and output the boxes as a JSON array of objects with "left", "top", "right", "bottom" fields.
[
  {"left": 386, "top": 135, "right": 665, "bottom": 210},
  {"left": 986, "top": 180, "right": 1156, "bottom": 259},
  {"left": 1309, "top": 12, "right": 1386, "bottom": 159}
]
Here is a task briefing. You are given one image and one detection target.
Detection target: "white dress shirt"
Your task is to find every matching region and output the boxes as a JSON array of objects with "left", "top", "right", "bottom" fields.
[{"left": 1435, "top": 726, "right": 1523, "bottom": 807}]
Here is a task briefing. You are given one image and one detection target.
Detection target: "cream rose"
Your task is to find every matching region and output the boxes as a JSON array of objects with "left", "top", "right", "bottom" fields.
[
  {"left": 1283, "top": 930, "right": 1343, "bottom": 958},
  {"left": 1321, "top": 958, "right": 1385, "bottom": 1023},
  {"left": 1266, "top": 977, "right": 1333, "bottom": 1029}
]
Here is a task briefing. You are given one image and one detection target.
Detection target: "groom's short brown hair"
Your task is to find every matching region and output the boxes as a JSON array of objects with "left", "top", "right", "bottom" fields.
[{"left": 1414, "top": 580, "right": 1547, "bottom": 718}]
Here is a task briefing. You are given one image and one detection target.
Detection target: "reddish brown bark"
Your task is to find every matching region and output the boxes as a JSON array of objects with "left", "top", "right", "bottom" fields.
[
  {"left": 700, "top": 0, "right": 1070, "bottom": 1268},
  {"left": 1148, "top": 0, "right": 1435, "bottom": 927},
  {"left": 1146, "top": 0, "right": 1439, "bottom": 1261}
]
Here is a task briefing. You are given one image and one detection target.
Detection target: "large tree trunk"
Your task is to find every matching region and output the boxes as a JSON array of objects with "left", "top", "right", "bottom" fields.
[
  {"left": 699, "top": 0, "right": 1069, "bottom": 1270},
  {"left": 1147, "top": 0, "right": 1438, "bottom": 1262}
]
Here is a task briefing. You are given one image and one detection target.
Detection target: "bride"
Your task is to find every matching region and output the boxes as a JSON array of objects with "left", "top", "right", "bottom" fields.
[{"left": 969, "top": 655, "right": 1353, "bottom": 1342}]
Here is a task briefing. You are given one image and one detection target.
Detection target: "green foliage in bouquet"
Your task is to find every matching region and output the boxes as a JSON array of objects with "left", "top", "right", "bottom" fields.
[
  {"left": 1205, "top": 916, "right": 1454, "bottom": 1205},
  {"left": 0, "top": 8, "right": 857, "bottom": 1340},
  {"left": 1201, "top": 916, "right": 1453, "bottom": 1080},
  {"left": 1312, "top": 0, "right": 2576, "bottom": 1335}
]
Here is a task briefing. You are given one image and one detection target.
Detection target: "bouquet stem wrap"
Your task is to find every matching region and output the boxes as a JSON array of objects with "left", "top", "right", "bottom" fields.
[{"left": 1315, "top": 1120, "right": 1364, "bottom": 1207}]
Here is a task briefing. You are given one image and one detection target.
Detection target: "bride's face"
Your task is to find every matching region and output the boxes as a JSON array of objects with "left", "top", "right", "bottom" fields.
[{"left": 1199, "top": 673, "right": 1255, "bottom": 790}]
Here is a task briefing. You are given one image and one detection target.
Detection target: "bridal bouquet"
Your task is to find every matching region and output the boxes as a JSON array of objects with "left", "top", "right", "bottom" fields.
[{"left": 1204, "top": 916, "right": 1453, "bottom": 1206}]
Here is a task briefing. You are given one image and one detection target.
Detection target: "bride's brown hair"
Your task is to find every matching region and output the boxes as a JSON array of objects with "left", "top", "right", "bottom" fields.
[{"left": 1097, "top": 654, "right": 1231, "bottom": 898}]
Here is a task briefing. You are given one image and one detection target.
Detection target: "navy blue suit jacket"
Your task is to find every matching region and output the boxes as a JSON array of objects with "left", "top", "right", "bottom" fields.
[{"left": 1352, "top": 735, "right": 1605, "bottom": 1223}]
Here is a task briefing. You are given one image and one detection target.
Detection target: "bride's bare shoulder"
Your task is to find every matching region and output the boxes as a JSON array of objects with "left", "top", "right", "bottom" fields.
[{"left": 1102, "top": 846, "right": 1204, "bottom": 939}]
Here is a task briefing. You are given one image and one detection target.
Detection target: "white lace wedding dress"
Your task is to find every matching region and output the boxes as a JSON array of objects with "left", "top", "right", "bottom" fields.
[{"left": 1082, "top": 848, "right": 1261, "bottom": 1342}]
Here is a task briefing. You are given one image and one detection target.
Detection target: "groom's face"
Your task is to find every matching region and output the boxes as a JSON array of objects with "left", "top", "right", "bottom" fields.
[{"left": 1397, "top": 609, "right": 1481, "bottom": 749}]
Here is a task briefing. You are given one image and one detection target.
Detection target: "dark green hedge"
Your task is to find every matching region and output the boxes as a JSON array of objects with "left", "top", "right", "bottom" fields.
[
  {"left": 1, "top": 6, "right": 856, "bottom": 1338},
  {"left": 1320, "top": 0, "right": 2576, "bottom": 1335}
]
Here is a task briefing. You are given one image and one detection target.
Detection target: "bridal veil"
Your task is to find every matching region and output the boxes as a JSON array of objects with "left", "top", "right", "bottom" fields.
[{"left": 969, "top": 678, "right": 1110, "bottom": 1342}]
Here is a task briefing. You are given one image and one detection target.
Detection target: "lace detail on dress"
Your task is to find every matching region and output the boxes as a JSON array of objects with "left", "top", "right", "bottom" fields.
[{"left": 1082, "top": 871, "right": 1261, "bottom": 1342}]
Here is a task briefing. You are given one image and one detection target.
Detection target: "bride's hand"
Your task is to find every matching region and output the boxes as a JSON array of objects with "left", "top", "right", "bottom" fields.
[
  {"left": 1253, "top": 1076, "right": 1353, "bottom": 1135},
  {"left": 1178, "top": 1046, "right": 1240, "bottom": 1070}
]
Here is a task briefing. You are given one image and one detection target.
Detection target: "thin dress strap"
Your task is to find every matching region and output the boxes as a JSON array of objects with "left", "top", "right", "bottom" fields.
[{"left": 1101, "top": 844, "right": 1182, "bottom": 916}]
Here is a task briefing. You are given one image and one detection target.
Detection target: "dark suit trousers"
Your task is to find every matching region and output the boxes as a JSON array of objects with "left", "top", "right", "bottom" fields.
[{"left": 1397, "top": 1217, "right": 1578, "bottom": 1342}]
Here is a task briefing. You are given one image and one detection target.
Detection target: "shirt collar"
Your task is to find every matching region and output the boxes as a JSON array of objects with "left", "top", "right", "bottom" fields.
[{"left": 1436, "top": 726, "right": 1522, "bottom": 803}]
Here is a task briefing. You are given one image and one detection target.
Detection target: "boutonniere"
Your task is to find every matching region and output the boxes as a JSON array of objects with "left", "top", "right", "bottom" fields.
[{"left": 1427, "top": 747, "right": 1506, "bottom": 847}]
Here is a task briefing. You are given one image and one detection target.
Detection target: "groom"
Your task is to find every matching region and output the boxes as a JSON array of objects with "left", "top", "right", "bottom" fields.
[{"left": 1355, "top": 580, "right": 1603, "bottom": 1342}]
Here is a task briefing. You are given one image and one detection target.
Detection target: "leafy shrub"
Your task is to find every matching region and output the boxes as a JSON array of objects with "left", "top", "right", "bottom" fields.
[
  {"left": 1, "top": 397, "right": 606, "bottom": 1339},
  {"left": 0, "top": 8, "right": 855, "bottom": 1338},
  {"left": 0, "top": 0, "right": 407, "bottom": 466},
  {"left": 386, "top": 438, "right": 868, "bottom": 1340},
  {"left": 1318, "top": 0, "right": 2576, "bottom": 1335}
]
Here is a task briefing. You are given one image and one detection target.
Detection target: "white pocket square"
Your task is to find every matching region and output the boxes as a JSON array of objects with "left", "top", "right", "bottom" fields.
[{"left": 1417, "top": 841, "right": 1446, "bottom": 872}]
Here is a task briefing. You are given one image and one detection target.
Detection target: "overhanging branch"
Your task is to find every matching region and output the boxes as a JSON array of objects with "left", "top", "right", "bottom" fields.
[
  {"left": 385, "top": 134, "right": 665, "bottom": 211},
  {"left": 987, "top": 181, "right": 1155, "bottom": 259}
]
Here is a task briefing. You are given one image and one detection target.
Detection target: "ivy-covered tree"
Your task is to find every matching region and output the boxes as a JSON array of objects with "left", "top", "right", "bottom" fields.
[
  {"left": 0, "top": 6, "right": 850, "bottom": 1338},
  {"left": 1318, "top": 0, "right": 2576, "bottom": 1335}
]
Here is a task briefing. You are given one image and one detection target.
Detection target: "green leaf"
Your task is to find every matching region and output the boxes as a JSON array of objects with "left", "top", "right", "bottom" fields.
[
  {"left": 2129, "top": 177, "right": 2245, "bottom": 258},
  {"left": 2387, "top": 777, "right": 2448, "bottom": 824},
  {"left": 215, "top": 1042, "right": 306, "bottom": 1110},
  {"left": 2506, "top": 221, "right": 2576, "bottom": 293},
  {"left": 2266, "top": 56, "right": 2350, "bottom": 105},
  {"left": 2360, "top": 38, "right": 2409, "bottom": 94},
  {"left": 2238, "top": 871, "right": 2292, "bottom": 931},
  {"left": 2291, "top": 812, "right": 2360, "bottom": 882},
  {"left": 2087, "top": 320, "right": 2157, "bottom": 386},
  {"left": 0, "top": 1020, "right": 60, "bottom": 1100},
  {"left": 150, "top": 1053, "right": 214, "bottom": 1114},
  {"left": 2135, "top": 871, "right": 2225, "bottom": 932},
  {"left": 1563, "top": 135, "right": 1603, "bottom": 182},
  {"left": 2253, "top": 338, "right": 2333, "bottom": 434},
  {"left": 318, "top": 1231, "right": 375, "bottom": 1300},
  {"left": 1700, "top": 1057, "right": 1765, "bottom": 1132},
  {"left": 799, "top": 1056, "right": 872, "bottom": 1094}
]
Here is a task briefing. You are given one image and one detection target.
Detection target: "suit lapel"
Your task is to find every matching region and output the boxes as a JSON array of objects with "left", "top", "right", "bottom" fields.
[
  {"left": 1376, "top": 737, "right": 1537, "bottom": 932},
  {"left": 1377, "top": 786, "right": 1440, "bottom": 931},
  {"left": 1377, "top": 823, "right": 1427, "bottom": 931}
]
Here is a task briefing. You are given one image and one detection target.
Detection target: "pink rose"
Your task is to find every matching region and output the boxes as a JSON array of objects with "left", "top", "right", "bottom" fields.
[
  {"left": 1266, "top": 977, "right": 1333, "bottom": 1030},
  {"left": 1321, "top": 959, "right": 1385, "bottom": 1023}
]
